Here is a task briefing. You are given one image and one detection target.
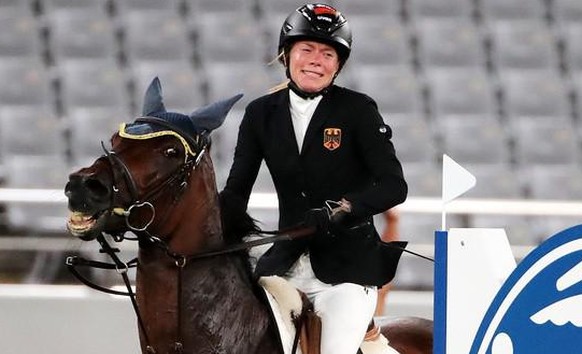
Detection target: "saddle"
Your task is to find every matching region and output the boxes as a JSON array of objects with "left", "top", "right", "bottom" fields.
[{"left": 258, "top": 276, "right": 399, "bottom": 354}]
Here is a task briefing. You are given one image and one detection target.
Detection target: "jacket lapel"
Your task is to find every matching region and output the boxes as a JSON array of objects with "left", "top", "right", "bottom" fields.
[
  {"left": 301, "top": 93, "right": 332, "bottom": 155},
  {"left": 271, "top": 89, "right": 301, "bottom": 156}
]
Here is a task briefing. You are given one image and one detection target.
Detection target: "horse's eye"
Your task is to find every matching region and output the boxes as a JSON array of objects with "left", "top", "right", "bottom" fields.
[{"left": 164, "top": 147, "right": 179, "bottom": 157}]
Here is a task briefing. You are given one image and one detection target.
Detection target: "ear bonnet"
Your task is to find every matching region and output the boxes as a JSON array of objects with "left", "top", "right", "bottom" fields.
[{"left": 119, "top": 77, "right": 242, "bottom": 157}]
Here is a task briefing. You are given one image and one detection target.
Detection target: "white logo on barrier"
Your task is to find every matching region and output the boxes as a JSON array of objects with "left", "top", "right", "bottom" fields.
[{"left": 470, "top": 225, "right": 582, "bottom": 354}]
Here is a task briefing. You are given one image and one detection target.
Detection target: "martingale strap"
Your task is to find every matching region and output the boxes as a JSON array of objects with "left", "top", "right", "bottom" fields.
[{"left": 67, "top": 234, "right": 154, "bottom": 348}]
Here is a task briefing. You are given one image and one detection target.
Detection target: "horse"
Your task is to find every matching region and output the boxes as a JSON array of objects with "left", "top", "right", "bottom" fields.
[{"left": 64, "top": 78, "right": 433, "bottom": 354}]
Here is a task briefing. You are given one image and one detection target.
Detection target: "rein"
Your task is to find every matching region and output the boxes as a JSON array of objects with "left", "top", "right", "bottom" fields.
[
  {"left": 66, "top": 225, "right": 317, "bottom": 296},
  {"left": 66, "top": 224, "right": 317, "bottom": 354}
]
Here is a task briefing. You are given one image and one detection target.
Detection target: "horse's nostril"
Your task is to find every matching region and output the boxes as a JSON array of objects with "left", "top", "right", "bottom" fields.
[{"left": 85, "top": 178, "right": 110, "bottom": 198}]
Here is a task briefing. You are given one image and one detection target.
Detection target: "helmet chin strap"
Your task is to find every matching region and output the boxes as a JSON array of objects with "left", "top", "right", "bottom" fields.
[{"left": 288, "top": 79, "right": 330, "bottom": 99}]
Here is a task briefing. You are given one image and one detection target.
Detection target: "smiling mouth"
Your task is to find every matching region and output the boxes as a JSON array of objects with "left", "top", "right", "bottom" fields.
[{"left": 302, "top": 70, "right": 323, "bottom": 78}]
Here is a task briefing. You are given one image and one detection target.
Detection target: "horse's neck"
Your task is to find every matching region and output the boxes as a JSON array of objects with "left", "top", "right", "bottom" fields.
[
  {"left": 136, "top": 156, "right": 281, "bottom": 353},
  {"left": 137, "top": 248, "right": 278, "bottom": 353},
  {"left": 161, "top": 155, "right": 223, "bottom": 256}
]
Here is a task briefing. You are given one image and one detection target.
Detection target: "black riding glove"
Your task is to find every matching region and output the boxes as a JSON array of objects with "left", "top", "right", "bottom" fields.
[{"left": 303, "top": 199, "right": 352, "bottom": 233}]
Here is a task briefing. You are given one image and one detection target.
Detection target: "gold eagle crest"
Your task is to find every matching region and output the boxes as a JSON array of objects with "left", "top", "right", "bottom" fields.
[{"left": 323, "top": 128, "right": 341, "bottom": 151}]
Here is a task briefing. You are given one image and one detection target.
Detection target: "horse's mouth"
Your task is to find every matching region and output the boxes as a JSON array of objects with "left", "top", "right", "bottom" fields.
[{"left": 67, "top": 211, "right": 105, "bottom": 238}]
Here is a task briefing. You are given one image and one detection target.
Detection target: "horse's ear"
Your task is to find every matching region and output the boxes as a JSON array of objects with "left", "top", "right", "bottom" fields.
[
  {"left": 190, "top": 93, "right": 243, "bottom": 133},
  {"left": 142, "top": 77, "right": 166, "bottom": 116}
]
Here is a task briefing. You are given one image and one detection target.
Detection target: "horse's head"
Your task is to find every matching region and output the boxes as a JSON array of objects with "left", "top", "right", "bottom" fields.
[{"left": 64, "top": 77, "right": 242, "bottom": 243}]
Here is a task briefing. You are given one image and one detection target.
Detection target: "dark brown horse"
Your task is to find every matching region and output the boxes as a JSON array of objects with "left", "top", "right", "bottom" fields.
[{"left": 64, "top": 78, "right": 432, "bottom": 354}]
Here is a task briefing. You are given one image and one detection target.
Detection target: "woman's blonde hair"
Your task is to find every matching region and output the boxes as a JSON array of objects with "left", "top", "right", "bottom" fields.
[{"left": 268, "top": 51, "right": 289, "bottom": 94}]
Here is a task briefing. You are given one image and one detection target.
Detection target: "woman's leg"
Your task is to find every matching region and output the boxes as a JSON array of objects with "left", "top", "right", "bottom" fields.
[{"left": 313, "top": 283, "right": 377, "bottom": 354}]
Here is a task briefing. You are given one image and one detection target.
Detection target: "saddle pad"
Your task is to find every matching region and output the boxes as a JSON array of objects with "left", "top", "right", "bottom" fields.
[{"left": 260, "top": 276, "right": 303, "bottom": 354}]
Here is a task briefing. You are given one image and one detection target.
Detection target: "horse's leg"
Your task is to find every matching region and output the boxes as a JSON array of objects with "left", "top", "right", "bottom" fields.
[{"left": 377, "top": 316, "right": 433, "bottom": 354}]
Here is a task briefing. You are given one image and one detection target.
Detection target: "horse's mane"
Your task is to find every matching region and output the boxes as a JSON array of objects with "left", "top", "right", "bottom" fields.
[
  {"left": 218, "top": 190, "right": 265, "bottom": 293},
  {"left": 218, "top": 190, "right": 261, "bottom": 244}
]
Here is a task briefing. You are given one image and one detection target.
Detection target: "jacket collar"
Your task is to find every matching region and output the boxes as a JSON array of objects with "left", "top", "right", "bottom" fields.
[{"left": 269, "top": 87, "right": 335, "bottom": 155}]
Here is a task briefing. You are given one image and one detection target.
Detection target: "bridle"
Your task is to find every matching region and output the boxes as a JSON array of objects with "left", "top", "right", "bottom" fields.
[{"left": 102, "top": 117, "right": 207, "bottom": 238}]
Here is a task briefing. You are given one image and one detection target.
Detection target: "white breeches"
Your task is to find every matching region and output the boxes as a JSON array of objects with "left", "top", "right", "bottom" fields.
[{"left": 286, "top": 254, "right": 378, "bottom": 354}]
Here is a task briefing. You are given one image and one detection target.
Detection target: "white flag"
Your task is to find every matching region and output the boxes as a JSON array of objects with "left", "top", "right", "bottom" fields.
[{"left": 442, "top": 154, "right": 476, "bottom": 203}]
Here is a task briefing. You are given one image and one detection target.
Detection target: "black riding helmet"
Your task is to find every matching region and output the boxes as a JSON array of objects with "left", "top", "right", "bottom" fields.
[{"left": 278, "top": 3, "right": 352, "bottom": 69}]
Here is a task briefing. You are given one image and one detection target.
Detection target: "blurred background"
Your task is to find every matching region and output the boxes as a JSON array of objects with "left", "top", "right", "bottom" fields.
[{"left": 1, "top": 0, "right": 582, "bottom": 323}]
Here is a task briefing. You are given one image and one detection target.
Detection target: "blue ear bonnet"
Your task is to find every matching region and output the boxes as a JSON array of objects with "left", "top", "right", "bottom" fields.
[
  {"left": 147, "top": 111, "right": 200, "bottom": 136},
  {"left": 120, "top": 77, "right": 242, "bottom": 156}
]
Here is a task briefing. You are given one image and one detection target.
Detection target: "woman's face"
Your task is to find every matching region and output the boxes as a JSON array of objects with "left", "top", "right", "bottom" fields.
[{"left": 288, "top": 40, "right": 340, "bottom": 93}]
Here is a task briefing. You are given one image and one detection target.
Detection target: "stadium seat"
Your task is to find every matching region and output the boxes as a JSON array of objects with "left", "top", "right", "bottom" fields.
[
  {"left": 205, "top": 62, "right": 282, "bottom": 108},
  {"left": 399, "top": 213, "right": 463, "bottom": 244},
  {"left": 68, "top": 109, "right": 126, "bottom": 167},
  {"left": 3, "top": 155, "right": 69, "bottom": 233},
  {"left": 187, "top": 0, "right": 253, "bottom": 15},
  {"left": 58, "top": 59, "right": 129, "bottom": 116},
  {"left": 439, "top": 116, "right": 510, "bottom": 165},
  {"left": 511, "top": 117, "right": 579, "bottom": 166},
  {"left": 530, "top": 215, "right": 582, "bottom": 243},
  {"left": 478, "top": 0, "right": 546, "bottom": 22},
  {"left": 551, "top": 0, "right": 582, "bottom": 24},
  {"left": 131, "top": 60, "right": 205, "bottom": 114},
  {"left": 462, "top": 163, "right": 523, "bottom": 199},
  {"left": 47, "top": 9, "right": 117, "bottom": 62},
  {"left": 407, "top": 0, "right": 474, "bottom": 19},
  {"left": 0, "top": 106, "right": 65, "bottom": 159},
  {"left": 355, "top": 65, "right": 424, "bottom": 116},
  {"left": 572, "top": 72, "right": 582, "bottom": 117},
  {"left": 196, "top": 11, "right": 266, "bottom": 64},
  {"left": 416, "top": 18, "right": 486, "bottom": 68},
  {"left": 211, "top": 108, "right": 244, "bottom": 177},
  {"left": 41, "top": 0, "right": 108, "bottom": 13},
  {"left": 402, "top": 162, "right": 441, "bottom": 197},
  {"left": 0, "top": 8, "right": 42, "bottom": 59},
  {"left": 0, "top": 58, "right": 52, "bottom": 108},
  {"left": 521, "top": 164, "right": 582, "bottom": 200},
  {"left": 500, "top": 69, "right": 571, "bottom": 119},
  {"left": 113, "top": 0, "right": 181, "bottom": 16},
  {"left": 0, "top": 0, "right": 34, "bottom": 13},
  {"left": 122, "top": 10, "right": 191, "bottom": 64},
  {"left": 562, "top": 23, "right": 582, "bottom": 73},
  {"left": 349, "top": 17, "right": 413, "bottom": 68},
  {"left": 339, "top": 0, "right": 401, "bottom": 17},
  {"left": 388, "top": 115, "right": 437, "bottom": 164},
  {"left": 488, "top": 20, "right": 559, "bottom": 71},
  {"left": 425, "top": 67, "right": 497, "bottom": 117}
]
